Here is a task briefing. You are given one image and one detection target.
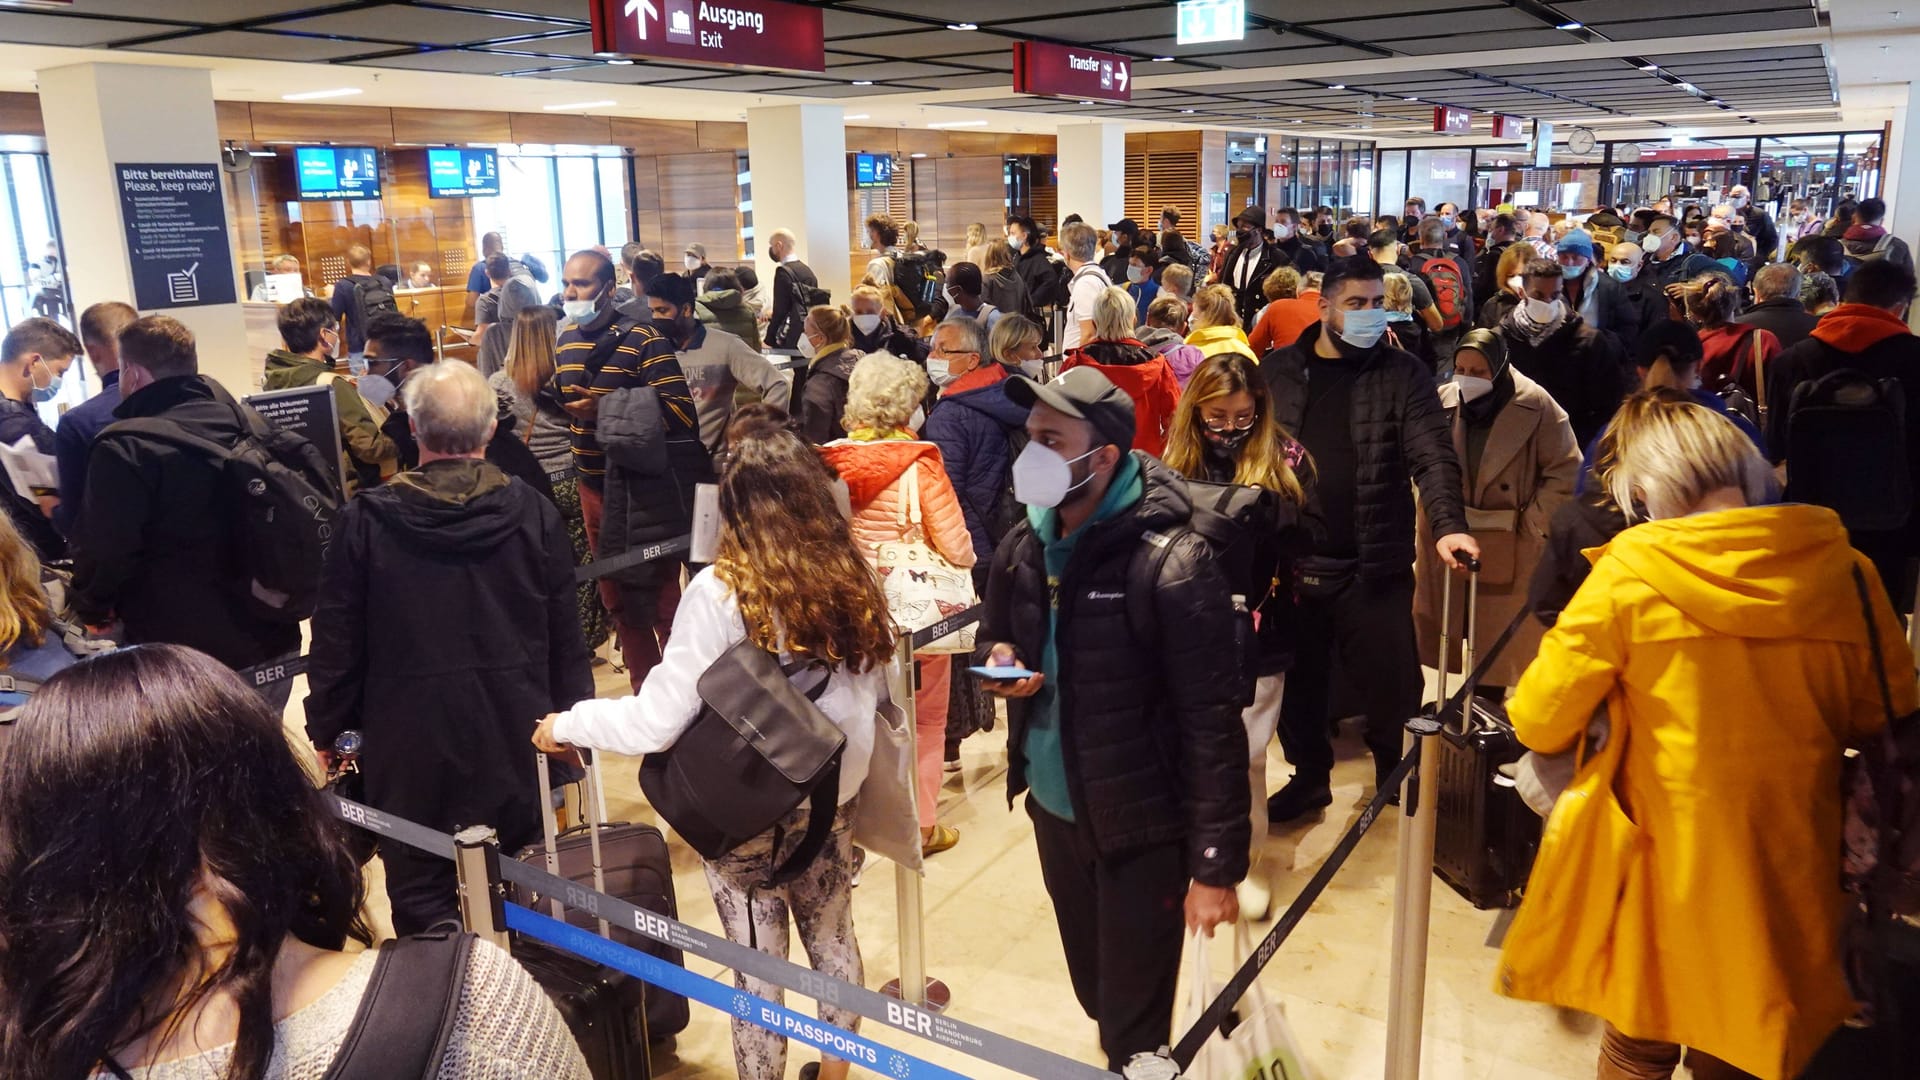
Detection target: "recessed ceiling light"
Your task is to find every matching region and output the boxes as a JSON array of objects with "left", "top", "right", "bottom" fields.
[
  {"left": 1152, "top": 56, "right": 1175, "bottom": 62},
  {"left": 928, "top": 119, "right": 990, "bottom": 128},
  {"left": 851, "top": 80, "right": 874, "bottom": 86},
  {"left": 947, "top": 22, "right": 977, "bottom": 31},
  {"left": 542, "top": 99, "right": 616, "bottom": 111},
  {"left": 1180, "top": 108, "right": 1197, "bottom": 114},
  {"left": 281, "top": 87, "right": 361, "bottom": 101},
  {"left": 1405, "top": 96, "right": 1419, "bottom": 101},
  {"left": 1078, "top": 99, "right": 1094, "bottom": 105},
  {"left": 846, "top": 113, "right": 870, "bottom": 120},
  {"left": 606, "top": 58, "right": 633, "bottom": 65},
  {"left": 1328, "top": 83, "right": 1346, "bottom": 90},
  {"left": 1557, "top": 21, "right": 1583, "bottom": 30},
  {"left": 1640, "top": 63, "right": 1659, "bottom": 71},
  {"left": 910, "top": 152, "right": 929, "bottom": 158}
]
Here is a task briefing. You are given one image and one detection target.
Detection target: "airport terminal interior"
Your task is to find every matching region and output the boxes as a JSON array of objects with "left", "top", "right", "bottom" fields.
[{"left": 3, "top": 1, "right": 1920, "bottom": 1079}]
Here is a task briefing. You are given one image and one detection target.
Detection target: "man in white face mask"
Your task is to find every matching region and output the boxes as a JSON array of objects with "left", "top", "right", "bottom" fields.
[
  {"left": 977, "top": 365, "right": 1249, "bottom": 1072},
  {"left": 1496, "top": 257, "right": 1634, "bottom": 447},
  {"left": 1258, "top": 256, "right": 1478, "bottom": 822},
  {"left": 682, "top": 243, "right": 711, "bottom": 287}
]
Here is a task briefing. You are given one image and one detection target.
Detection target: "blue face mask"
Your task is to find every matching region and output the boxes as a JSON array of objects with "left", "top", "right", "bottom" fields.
[
  {"left": 31, "top": 358, "right": 61, "bottom": 403},
  {"left": 1338, "top": 308, "right": 1389, "bottom": 350},
  {"left": 1607, "top": 263, "right": 1636, "bottom": 282}
]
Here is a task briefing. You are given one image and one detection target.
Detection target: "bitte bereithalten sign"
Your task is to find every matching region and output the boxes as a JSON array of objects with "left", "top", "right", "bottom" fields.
[{"left": 116, "top": 162, "right": 237, "bottom": 311}]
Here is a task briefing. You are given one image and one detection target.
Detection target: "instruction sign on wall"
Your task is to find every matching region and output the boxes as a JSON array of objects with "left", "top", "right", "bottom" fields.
[
  {"left": 245, "top": 384, "right": 343, "bottom": 495},
  {"left": 116, "top": 163, "right": 236, "bottom": 311}
]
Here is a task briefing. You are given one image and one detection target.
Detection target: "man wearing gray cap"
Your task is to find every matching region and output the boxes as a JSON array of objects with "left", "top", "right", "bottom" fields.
[
  {"left": 682, "top": 243, "right": 712, "bottom": 287},
  {"left": 976, "top": 366, "right": 1249, "bottom": 1072}
]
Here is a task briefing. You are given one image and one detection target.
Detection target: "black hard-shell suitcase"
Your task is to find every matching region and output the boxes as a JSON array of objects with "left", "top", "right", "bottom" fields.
[
  {"left": 1425, "top": 566, "right": 1541, "bottom": 909},
  {"left": 509, "top": 755, "right": 673, "bottom": 1079}
]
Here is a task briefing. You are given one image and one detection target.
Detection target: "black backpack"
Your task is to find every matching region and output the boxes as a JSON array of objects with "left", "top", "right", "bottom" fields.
[
  {"left": 348, "top": 273, "right": 398, "bottom": 331},
  {"left": 891, "top": 251, "right": 942, "bottom": 319},
  {"left": 318, "top": 931, "right": 470, "bottom": 1079},
  {"left": 1786, "top": 368, "right": 1913, "bottom": 533},
  {"left": 985, "top": 422, "right": 1030, "bottom": 547},
  {"left": 112, "top": 403, "right": 343, "bottom": 622}
]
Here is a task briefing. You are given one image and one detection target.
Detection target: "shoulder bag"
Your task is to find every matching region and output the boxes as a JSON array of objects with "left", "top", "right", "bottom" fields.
[
  {"left": 639, "top": 638, "right": 846, "bottom": 885},
  {"left": 873, "top": 464, "right": 978, "bottom": 654}
]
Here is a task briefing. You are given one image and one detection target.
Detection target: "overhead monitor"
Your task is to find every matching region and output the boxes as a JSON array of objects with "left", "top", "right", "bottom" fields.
[
  {"left": 853, "top": 152, "right": 894, "bottom": 188},
  {"left": 294, "top": 146, "right": 381, "bottom": 201},
  {"left": 427, "top": 147, "right": 500, "bottom": 197}
]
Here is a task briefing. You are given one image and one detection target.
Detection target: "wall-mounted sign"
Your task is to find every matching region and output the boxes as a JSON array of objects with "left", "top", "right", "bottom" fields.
[
  {"left": 1013, "top": 41, "right": 1132, "bottom": 103},
  {"left": 1426, "top": 151, "right": 1469, "bottom": 183},
  {"left": 1268, "top": 163, "right": 1289, "bottom": 180},
  {"left": 1177, "top": 0, "right": 1245, "bottom": 45},
  {"left": 1533, "top": 120, "right": 1554, "bottom": 168},
  {"left": 1433, "top": 106, "right": 1471, "bottom": 135},
  {"left": 1492, "top": 114, "right": 1526, "bottom": 141},
  {"left": 589, "top": 0, "right": 824, "bottom": 72},
  {"left": 245, "top": 384, "right": 343, "bottom": 496},
  {"left": 116, "top": 162, "right": 237, "bottom": 311},
  {"left": 1633, "top": 146, "right": 1731, "bottom": 163}
]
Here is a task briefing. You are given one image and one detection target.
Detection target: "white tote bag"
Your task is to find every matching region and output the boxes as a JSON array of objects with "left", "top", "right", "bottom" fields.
[
  {"left": 1181, "top": 926, "right": 1318, "bottom": 1080},
  {"left": 872, "top": 464, "right": 977, "bottom": 655},
  {"left": 852, "top": 687, "right": 925, "bottom": 873}
]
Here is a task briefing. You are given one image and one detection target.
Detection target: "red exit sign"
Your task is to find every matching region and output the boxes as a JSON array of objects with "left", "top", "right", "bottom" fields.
[
  {"left": 1433, "top": 106, "right": 1472, "bottom": 134},
  {"left": 590, "top": 0, "right": 824, "bottom": 72},
  {"left": 1013, "top": 41, "right": 1132, "bottom": 103},
  {"left": 1269, "top": 163, "right": 1289, "bottom": 179}
]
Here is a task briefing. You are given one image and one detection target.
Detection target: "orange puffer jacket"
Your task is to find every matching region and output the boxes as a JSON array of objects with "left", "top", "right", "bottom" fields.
[{"left": 817, "top": 437, "right": 978, "bottom": 571}]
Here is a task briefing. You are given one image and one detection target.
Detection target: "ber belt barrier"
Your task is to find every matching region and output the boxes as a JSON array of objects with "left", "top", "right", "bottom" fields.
[{"left": 327, "top": 793, "right": 1117, "bottom": 1080}]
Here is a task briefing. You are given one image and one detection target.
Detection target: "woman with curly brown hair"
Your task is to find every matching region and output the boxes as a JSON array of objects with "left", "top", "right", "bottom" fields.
[{"left": 536, "top": 409, "right": 894, "bottom": 1080}]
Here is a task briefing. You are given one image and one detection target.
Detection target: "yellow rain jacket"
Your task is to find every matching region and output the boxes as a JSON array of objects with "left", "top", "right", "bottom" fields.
[{"left": 1497, "top": 503, "right": 1915, "bottom": 1080}]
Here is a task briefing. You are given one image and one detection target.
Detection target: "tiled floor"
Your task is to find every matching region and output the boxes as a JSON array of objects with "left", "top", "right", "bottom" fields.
[{"left": 291, "top": 649, "right": 1602, "bottom": 1079}]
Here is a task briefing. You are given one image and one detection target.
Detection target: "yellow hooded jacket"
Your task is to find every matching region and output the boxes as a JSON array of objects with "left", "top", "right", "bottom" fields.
[{"left": 1497, "top": 503, "right": 1915, "bottom": 1079}]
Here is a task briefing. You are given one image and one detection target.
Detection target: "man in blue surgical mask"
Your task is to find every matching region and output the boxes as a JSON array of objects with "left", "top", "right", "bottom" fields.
[
  {"left": 1257, "top": 256, "right": 1477, "bottom": 822},
  {"left": 977, "top": 365, "right": 1249, "bottom": 1072},
  {"left": 0, "top": 316, "right": 76, "bottom": 561}
]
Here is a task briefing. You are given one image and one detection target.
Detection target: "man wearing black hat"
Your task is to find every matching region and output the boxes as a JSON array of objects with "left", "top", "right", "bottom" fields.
[
  {"left": 1222, "top": 205, "right": 1285, "bottom": 331},
  {"left": 1102, "top": 218, "right": 1140, "bottom": 282},
  {"left": 978, "top": 367, "right": 1249, "bottom": 1073}
]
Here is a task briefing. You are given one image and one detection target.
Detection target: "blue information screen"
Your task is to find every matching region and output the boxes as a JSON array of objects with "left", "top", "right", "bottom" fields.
[
  {"left": 294, "top": 146, "right": 380, "bottom": 200},
  {"left": 853, "top": 152, "right": 894, "bottom": 188},
  {"left": 426, "top": 147, "right": 500, "bottom": 197}
]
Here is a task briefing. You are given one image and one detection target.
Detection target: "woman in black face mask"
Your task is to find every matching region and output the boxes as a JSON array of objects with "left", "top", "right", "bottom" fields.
[
  {"left": 1411, "top": 328, "right": 1581, "bottom": 694},
  {"left": 1162, "top": 353, "right": 1320, "bottom": 920}
]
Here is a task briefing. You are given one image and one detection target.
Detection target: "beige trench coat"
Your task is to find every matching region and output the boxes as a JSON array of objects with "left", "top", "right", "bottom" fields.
[{"left": 1414, "top": 370, "right": 1581, "bottom": 687}]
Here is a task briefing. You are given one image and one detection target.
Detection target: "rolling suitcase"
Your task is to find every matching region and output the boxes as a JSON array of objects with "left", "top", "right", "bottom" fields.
[
  {"left": 508, "top": 754, "right": 679, "bottom": 1080},
  {"left": 1426, "top": 565, "right": 1542, "bottom": 910}
]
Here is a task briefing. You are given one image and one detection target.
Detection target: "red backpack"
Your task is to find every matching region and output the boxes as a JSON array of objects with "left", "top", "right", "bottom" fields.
[{"left": 1413, "top": 253, "right": 1467, "bottom": 330}]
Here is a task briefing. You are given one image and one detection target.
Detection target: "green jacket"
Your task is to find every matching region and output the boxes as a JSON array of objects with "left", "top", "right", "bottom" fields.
[
  {"left": 262, "top": 350, "right": 397, "bottom": 494},
  {"left": 695, "top": 288, "right": 763, "bottom": 351}
]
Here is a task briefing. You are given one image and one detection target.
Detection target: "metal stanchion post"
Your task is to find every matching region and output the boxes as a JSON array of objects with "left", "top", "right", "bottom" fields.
[
  {"left": 454, "top": 824, "right": 509, "bottom": 950},
  {"left": 879, "top": 632, "right": 952, "bottom": 1012}
]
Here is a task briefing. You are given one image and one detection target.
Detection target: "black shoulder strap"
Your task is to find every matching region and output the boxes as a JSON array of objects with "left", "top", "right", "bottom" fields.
[
  {"left": 105, "top": 416, "right": 236, "bottom": 463},
  {"left": 320, "top": 932, "right": 471, "bottom": 1080}
]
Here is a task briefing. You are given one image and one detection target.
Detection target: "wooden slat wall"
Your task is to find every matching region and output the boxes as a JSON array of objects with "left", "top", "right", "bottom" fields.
[
  {"left": 1124, "top": 147, "right": 1202, "bottom": 245},
  {"left": 649, "top": 152, "right": 742, "bottom": 265},
  {"left": 910, "top": 157, "right": 940, "bottom": 248},
  {"left": 508, "top": 112, "right": 611, "bottom": 146},
  {"left": 0, "top": 92, "right": 43, "bottom": 138},
  {"left": 249, "top": 103, "right": 394, "bottom": 144},
  {"left": 929, "top": 156, "right": 1004, "bottom": 256},
  {"left": 391, "top": 107, "right": 512, "bottom": 145},
  {"left": 611, "top": 117, "right": 701, "bottom": 155}
]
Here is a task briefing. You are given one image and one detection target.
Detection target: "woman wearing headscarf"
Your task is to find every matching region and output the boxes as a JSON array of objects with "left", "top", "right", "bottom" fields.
[{"left": 1413, "top": 328, "right": 1581, "bottom": 693}]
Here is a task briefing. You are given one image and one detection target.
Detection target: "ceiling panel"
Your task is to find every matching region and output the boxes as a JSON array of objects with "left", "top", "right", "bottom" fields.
[
  {"left": 1388, "top": 29, "right": 1574, "bottom": 54},
  {"left": 932, "top": 51, "right": 1018, "bottom": 72},
  {"left": 1204, "top": 45, "right": 1392, "bottom": 68},
  {"left": 529, "top": 62, "right": 740, "bottom": 84},
  {"left": 1254, "top": 0, "right": 1500, "bottom": 16},
  {"left": 838, "top": 0, "right": 1100, "bottom": 20},
  {"left": 0, "top": 11, "right": 180, "bottom": 47},
  {"left": 832, "top": 28, "right": 1023, "bottom": 58},
  {"left": 455, "top": 0, "right": 593, "bottom": 20},
  {"left": 822, "top": 61, "right": 975, "bottom": 81},
  {"left": 131, "top": 30, "right": 391, "bottom": 62},
  {"left": 477, "top": 32, "right": 603, "bottom": 58},
  {"left": 994, "top": 10, "right": 1175, "bottom": 40},
  {"left": 821, "top": 9, "right": 932, "bottom": 37},
  {"left": 270, "top": 4, "right": 575, "bottom": 47},
  {"left": 361, "top": 49, "right": 571, "bottom": 74},
  {"left": 1590, "top": 11, "right": 1819, "bottom": 38},
  {"left": 64, "top": 0, "right": 332, "bottom": 19},
  {"left": 1315, "top": 9, "right": 1544, "bottom": 39}
]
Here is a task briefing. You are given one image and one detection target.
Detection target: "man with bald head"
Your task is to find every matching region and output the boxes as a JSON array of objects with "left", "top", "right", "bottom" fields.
[
  {"left": 1735, "top": 262, "right": 1820, "bottom": 349},
  {"left": 1606, "top": 240, "right": 1668, "bottom": 349}
]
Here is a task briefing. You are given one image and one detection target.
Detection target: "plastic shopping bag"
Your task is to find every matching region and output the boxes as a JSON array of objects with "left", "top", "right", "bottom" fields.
[{"left": 1181, "top": 925, "right": 1317, "bottom": 1080}]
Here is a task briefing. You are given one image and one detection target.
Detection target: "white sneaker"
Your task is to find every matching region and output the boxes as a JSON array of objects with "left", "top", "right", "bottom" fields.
[{"left": 1236, "top": 876, "right": 1272, "bottom": 922}]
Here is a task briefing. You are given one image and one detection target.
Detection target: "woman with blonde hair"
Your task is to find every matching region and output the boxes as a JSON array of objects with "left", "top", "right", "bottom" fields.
[
  {"left": 0, "top": 509, "right": 88, "bottom": 707},
  {"left": 964, "top": 221, "right": 991, "bottom": 269},
  {"left": 538, "top": 417, "right": 894, "bottom": 1080},
  {"left": 1382, "top": 271, "right": 1433, "bottom": 366},
  {"left": 490, "top": 304, "right": 609, "bottom": 653},
  {"left": 1185, "top": 283, "right": 1257, "bottom": 363},
  {"left": 818, "top": 354, "right": 975, "bottom": 856},
  {"left": 1061, "top": 285, "right": 1180, "bottom": 454},
  {"left": 798, "top": 304, "right": 864, "bottom": 444},
  {"left": 1162, "top": 353, "right": 1318, "bottom": 919},
  {"left": 1498, "top": 389, "right": 1910, "bottom": 1080},
  {"left": 849, "top": 283, "right": 925, "bottom": 363}
]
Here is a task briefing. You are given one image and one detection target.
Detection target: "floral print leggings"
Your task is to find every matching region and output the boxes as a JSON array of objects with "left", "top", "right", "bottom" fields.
[{"left": 702, "top": 801, "right": 864, "bottom": 1080}]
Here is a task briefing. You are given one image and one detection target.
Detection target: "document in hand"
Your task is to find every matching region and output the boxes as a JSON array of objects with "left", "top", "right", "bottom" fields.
[{"left": 0, "top": 435, "right": 56, "bottom": 501}]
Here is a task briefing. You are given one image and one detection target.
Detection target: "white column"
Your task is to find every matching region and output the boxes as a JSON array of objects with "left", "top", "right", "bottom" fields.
[
  {"left": 35, "top": 63, "right": 250, "bottom": 393},
  {"left": 1056, "top": 122, "right": 1126, "bottom": 232},
  {"left": 747, "top": 104, "right": 851, "bottom": 311}
]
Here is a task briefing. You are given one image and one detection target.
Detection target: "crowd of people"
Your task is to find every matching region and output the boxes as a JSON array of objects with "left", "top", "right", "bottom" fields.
[{"left": 0, "top": 186, "right": 1916, "bottom": 1080}]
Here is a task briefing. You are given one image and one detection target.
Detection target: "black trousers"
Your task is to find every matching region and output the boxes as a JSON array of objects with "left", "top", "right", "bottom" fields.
[
  {"left": 1277, "top": 571, "right": 1421, "bottom": 786},
  {"left": 1028, "top": 797, "right": 1187, "bottom": 1073},
  {"left": 383, "top": 810, "right": 540, "bottom": 936}
]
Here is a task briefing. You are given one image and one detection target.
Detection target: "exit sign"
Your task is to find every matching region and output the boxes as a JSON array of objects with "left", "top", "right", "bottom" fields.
[
  {"left": 1177, "top": 0, "right": 1245, "bottom": 45},
  {"left": 590, "top": 0, "right": 824, "bottom": 72},
  {"left": 1269, "top": 163, "right": 1289, "bottom": 179}
]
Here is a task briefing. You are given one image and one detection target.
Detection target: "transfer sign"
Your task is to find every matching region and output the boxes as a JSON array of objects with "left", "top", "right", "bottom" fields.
[{"left": 591, "top": 0, "right": 825, "bottom": 72}]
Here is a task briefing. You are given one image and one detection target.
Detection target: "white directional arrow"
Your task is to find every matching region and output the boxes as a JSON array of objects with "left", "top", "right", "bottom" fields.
[
  {"left": 1115, "top": 63, "right": 1129, "bottom": 92},
  {"left": 625, "top": 0, "right": 657, "bottom": 41}
]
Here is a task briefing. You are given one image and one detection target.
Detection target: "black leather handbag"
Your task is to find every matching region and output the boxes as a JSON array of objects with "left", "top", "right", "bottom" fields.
[{"left": 639, "top": 638, "right": 846, "bottom": 885}]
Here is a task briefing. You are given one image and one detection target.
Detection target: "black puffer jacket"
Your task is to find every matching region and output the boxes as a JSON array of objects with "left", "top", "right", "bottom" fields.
[
  {"left": 1261, "top": 323, "right": 1469, "bottom": 580},
  {"left": 979, "top": 454, "right": 1251, "bottom": 886},
  {"left": 1498, "top": 313, "right": 1634, "bottom": 447}
]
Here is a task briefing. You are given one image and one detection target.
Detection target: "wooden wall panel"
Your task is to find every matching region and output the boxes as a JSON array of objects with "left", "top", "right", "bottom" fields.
[
  {"left": 909, "top": 157, "right": 940, "bottom": 249},
  {"left": 895, "top": 130, "right": 948, "bottom": 157},
  {"left": 1124, "top": 149, "right": 1201, "bottom": 246},
  {"left": 697, "top": 121, "right": 747, "bottom": 151},
  {"left": 215, "top": 100, "right": 253, "bottom": 142},
  {"left": 1146, "top": 130, "right": 1202, "bottom": 152},
  {"left": 249, "top": 103, "right": 394, "bottom": 145},
  {"left": 1201, "top": 130, "right": 1228, "bottom": 232},
  {"left": 391, "top": 107, "right": 511, "bottom": 145},
  {"left": 845, "top": 127, "right": 898, "bottom": 153},
  {"left": 508, "top": 111, "right": 612, "bottom": 145},
  {"left": 931, "top": 156, "right": 1005, "bottom": 256},
  {"left": 655, "top": 152, "right": 742, "bottom": 265},
  {"left": 0, "top": 92, "right": 42, "bottom": 137},
  {"left": 945, "top": 130, "right": 998, "bottom": 157},
  {"left": 611, "top": 117, "right": 700, "bottom": 155}
]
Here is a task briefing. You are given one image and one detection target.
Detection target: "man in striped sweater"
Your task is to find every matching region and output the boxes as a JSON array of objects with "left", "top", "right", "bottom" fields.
[{"left": 554, "top": 248, "right": 702, "bottom": 689}]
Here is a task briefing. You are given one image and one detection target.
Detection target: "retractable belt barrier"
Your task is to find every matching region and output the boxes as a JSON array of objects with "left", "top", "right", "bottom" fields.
[
  {"left": 325, "top": 793, "right": 1120, "bottom": 1080},
  {"left": 574, "top": 534, "right": 694, "bottom": 583},
  {"left": 235, "top": 653, "right": 309, "bottom": 690},
  {"left": 907, "top": 604, "right": 983, "bottom": 653}
]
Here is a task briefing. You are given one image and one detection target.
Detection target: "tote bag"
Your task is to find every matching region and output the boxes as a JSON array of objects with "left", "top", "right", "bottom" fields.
[
  {"left": 1181, "top": 925, "right": 1318, "bottom": 1080},
  {"left": 873, "top": 464, "right": 977, "bottom": 655},
  {"left": 852, "top": 682, "right": 925, "bottom": 873}
]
